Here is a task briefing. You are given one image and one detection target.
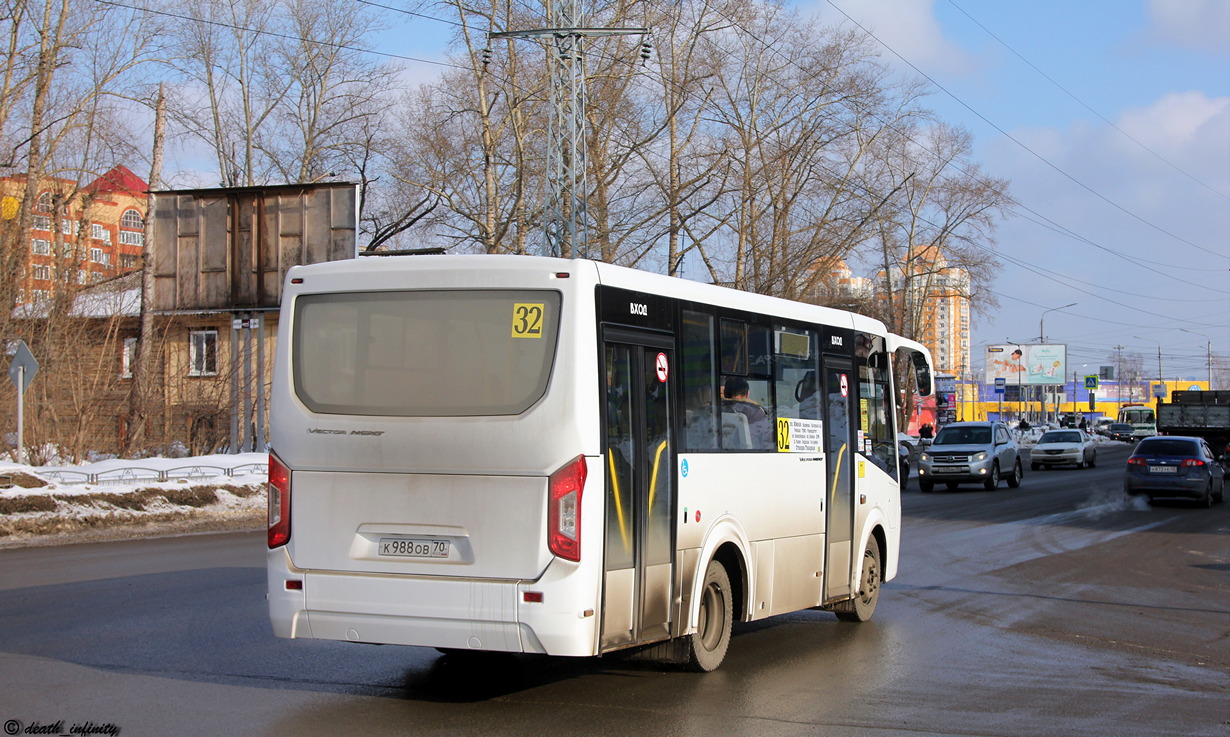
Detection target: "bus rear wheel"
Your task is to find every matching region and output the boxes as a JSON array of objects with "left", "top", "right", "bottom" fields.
[
  {"left": 685, "top": 560, "right": 732, "bottom": 672},
  {"left": 833, "top": 537, "right": 882, "bottom": 623}
]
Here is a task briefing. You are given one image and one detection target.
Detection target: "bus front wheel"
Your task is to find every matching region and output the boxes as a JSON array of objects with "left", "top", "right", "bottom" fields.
[
  {"left": 685, "top": 560, "right": 732, "bottom": 672},
  {"left": 833, "top": 537, "right": 881, "bottom": 623}
]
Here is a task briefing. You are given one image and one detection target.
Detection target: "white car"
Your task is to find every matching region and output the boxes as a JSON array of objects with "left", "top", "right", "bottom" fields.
[{"left": 1031, "top": 429, "right": 1097, "bottom": 470}]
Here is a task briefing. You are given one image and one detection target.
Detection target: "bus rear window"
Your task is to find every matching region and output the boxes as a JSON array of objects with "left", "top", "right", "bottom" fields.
[{"left": 292, "top": 290, "right": 562, "bottom": 416}]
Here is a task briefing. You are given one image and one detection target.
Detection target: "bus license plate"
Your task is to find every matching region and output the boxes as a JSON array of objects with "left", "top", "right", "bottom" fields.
[
  {"left": 379, "top": 538, "right": 450, "bottom": 558},
  {"left": 1148, "top": 466, "right": 1178, "bottom": 474}
]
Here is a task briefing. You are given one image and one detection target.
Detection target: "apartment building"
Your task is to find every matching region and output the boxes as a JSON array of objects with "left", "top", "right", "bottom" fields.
[
  {"left": 814, "top": 253, "right": 972, "bottom": 376},
  {"left": 1, "top": 165, "right": 148, "bottom": 305}
]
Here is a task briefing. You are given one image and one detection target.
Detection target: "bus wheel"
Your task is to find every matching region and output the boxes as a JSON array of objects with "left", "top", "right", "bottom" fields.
[
  {"left": 834, "top": 537, "right": 881, "bottom": 623},
  {"left": 685, "top": 560, "right": 732, "bottom": 672}
]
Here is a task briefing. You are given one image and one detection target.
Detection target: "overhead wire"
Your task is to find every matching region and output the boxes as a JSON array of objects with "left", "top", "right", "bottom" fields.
[
  {"left": 692, "top": 2, "right": 1225, "bottom": 299},
  {"left": 946, "top": 0, "right": 1230, "bottom": 202},
  {"left": 100, "top": 0, "right": 1228, "bottom": 337},
  {"left": 92, "top": 0, "right": 471, "bottom": 71},
  {"left": 825, "top": 0, "right": 1227, "bottom": 261}
]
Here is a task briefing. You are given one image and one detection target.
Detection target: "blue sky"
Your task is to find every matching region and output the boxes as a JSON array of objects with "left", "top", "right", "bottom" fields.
[
  {"left": 801, "top": 0, "right": 1229, "bottom": 380},
  {"left": 359, "top": 0, "right": 1229, "bottom": 380}
]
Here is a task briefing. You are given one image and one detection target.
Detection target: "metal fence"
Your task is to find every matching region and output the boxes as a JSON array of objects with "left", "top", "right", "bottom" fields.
[{"left": 29, "top": 462, "right": 269, "bottom": 487}]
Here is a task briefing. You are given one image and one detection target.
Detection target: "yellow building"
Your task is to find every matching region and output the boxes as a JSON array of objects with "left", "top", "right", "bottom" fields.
[{"left": 954, "top": 378, "right": 1212, "bottom": 423}]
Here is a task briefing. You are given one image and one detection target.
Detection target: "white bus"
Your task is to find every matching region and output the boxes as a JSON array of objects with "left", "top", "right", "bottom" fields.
[
  {"left": 267, "top": 254, "right": 933, "bottom": 671},
  {"left": 1118, "top": 404, "right": 1157, "bottom": 439}
]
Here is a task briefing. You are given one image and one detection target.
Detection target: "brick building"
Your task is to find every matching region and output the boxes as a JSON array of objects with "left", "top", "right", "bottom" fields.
[
  {"left": 1, "top": 180, "right": 359, "bottom": 460},
  {"left": 1, "top": 165, "right": 148, "bottom": 305}
]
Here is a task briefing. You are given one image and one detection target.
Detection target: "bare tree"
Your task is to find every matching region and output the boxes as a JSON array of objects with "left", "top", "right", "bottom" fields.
[
  {"left": 674, "top": 4, "right": 924, "bottom": 297},
  {"left": 630, "top": 0, "right": 733, "bottom": 276},
  {"left": 869, "top": 123, "right": 1010, "bottom": 338},
  {"left": 386, "top": 1, "right": 549, "bottom": 254},
  {"left": 264, "top": 0, "right": 395, "bottom": 183},
  {"left": 127, "top": 84, "right": 166, "bottom": 453},
  {"left": 1113, "top": 349, "right": 1145, "bottom": 403},
  {"left": 167, "top": 0, "right": 289, "bottom": 186},
  {"left": 0, "top": 0, "right": 164, "bottom": 459},
  {"left": 1211, "top": 352, "right": 1228, "bottom": 392}
]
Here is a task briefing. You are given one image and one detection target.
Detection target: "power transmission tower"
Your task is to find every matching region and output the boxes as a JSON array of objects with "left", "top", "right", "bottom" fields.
[{"left": 491, "top": 3, "right": 647, "bottom": 259}]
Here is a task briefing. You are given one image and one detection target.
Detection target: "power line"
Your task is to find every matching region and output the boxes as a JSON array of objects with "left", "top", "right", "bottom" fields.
[
  {"left": 825, "top": 0, "right": 1227, "bottom": 262},
  {"left": 984, "top": 243, "right": 1227, "bottom": 329},
  {"left": 354, "top": 0, "right": 466, "bottom": 29},
  {"left": 93, "top": 0, "right": 470, "bottom": 71},
  {"left": 695, "top": 2, "right": 1225, "bottom": 295},
  {"left": 946, "top": 0, "right": 1230, "bottom": 203}
]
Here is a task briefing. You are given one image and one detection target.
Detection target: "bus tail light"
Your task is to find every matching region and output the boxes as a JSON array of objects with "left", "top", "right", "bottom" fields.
[
  {"left": 548, "top": 456, "right": 587, "bottom": 562},
  {"left": 268, "top": 453, "right": 292, "bottom": 549}
]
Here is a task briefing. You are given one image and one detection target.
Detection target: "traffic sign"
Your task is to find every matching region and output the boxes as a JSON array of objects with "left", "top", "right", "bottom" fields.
[
  {"left": 7, "top": 339, "right": 37, "bottom": 461},
  {"left": 7, "top": 340, "right": 38, "bottom": 394},
  {"left": 1084, "top": 375, "right": 1098, "bottom": 390}
]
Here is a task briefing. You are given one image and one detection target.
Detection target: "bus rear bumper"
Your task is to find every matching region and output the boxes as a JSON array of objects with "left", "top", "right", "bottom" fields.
[{"left": 266, "top": 549, "right": 598, "bottom": 657}]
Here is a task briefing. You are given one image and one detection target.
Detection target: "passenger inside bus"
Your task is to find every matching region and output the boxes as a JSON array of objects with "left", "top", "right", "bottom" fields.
[{"left": 722, "top": 376, "right": 772, "bottom": 449}]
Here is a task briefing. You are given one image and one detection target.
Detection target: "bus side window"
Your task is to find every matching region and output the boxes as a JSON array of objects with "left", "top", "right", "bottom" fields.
[
  {"left": 720, "top": 376, "right": 774, "bottom": 450},
  {"left": 719, "top": 319, "right": 746, "bottom": 375},
  {"left": 717, "top": 318, "right": 776, "bottom": 451},
  {"left": 682, "top": 310, "right": 720, "bottom": 451},
  {"left": 857, "top": 334, "right": 896, "bottom": 478},
  {"left": 775, "top": 327, "right": 818, "bottom": 421}
]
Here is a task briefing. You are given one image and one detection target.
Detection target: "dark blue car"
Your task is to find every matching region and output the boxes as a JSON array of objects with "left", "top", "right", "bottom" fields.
[{"left": 1125, "top": 436, "right": 1226, "bottom": 506}]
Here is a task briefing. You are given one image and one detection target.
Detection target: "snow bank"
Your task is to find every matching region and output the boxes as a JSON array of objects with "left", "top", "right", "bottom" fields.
[{"left": 0, "top": 453, "right": 268, "bottom": 548}]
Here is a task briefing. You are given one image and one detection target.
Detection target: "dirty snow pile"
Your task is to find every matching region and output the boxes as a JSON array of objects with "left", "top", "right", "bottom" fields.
[{"left": 0, "top": 453, "right": 268, "bottom": 548}]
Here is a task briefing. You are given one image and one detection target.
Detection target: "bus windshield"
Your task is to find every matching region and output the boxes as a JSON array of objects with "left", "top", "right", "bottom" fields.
[
  {"left": 1119, "top": 408, "right": 1155, "bottom": 424},
  {"left": 292, "top": 289, "right": 561, "bottom": 416}
]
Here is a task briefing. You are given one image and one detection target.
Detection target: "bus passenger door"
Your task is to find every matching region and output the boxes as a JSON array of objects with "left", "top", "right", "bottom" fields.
[
  {"left": 823, "top": 358, "right": 856, "bottom": 602},
  {"left": 601, "top": 332, "right": 675, "bottom": 651}
]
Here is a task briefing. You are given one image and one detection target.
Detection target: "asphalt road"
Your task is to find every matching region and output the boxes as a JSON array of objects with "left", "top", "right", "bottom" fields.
[{"left": 0, "top": 441, "right": 1226, "bottom": 737}]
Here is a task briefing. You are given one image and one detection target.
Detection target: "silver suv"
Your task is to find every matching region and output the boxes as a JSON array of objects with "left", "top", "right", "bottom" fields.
[{"left": 918, "top": 421, "right": 1023, "bottom": 492}]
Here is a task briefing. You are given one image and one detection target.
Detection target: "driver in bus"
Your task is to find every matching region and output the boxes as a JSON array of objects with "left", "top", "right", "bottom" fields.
[{"left": 722, "top": 376, "right": 772, "bottom": 449}]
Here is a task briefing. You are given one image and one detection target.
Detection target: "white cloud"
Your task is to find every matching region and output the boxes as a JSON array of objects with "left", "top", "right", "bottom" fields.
[
  {"left": 989, "top": 90, "right": 1230, "bottom": 204},
  {"left": 1115, "top": 91, "right": 1230, "bottom": 172},
  {"left": 1146, "top": 0, "right": 1230, "bottom": 54},
  {"left": 802, "top": 0, "right": 976, "bottom": 74},
  {"left": 977, "top": 88, "right": 1229, "bottom": 351}
]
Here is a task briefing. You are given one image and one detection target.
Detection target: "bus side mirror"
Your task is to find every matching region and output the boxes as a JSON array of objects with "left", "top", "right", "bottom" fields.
[{"left": 912, "top": 351, "right": 932, "bottom": 396}]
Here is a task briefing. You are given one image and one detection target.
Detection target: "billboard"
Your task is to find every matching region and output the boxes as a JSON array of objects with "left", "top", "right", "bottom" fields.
[
  {"left": 151, "top": 181, "right": 358, "bottom": 312},
  {"left": 985, "top": 344, "right": 1067, "bottom": 386}
]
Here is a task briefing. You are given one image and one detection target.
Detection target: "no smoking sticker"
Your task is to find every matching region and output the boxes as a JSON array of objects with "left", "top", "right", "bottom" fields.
[
  {"left": 840, "top": 374, "right": 849, "bottom": 397},
  {"left": 655, "top": 352, "right": 669, "bottom": 382}
]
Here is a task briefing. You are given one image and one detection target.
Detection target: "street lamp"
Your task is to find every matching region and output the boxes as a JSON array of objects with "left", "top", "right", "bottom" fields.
[
  {"left": 1038, "top": 303, "right": 1075, "bottom": 422},
  {"left": 1180, "top": 328, "right": 1213, "bottom": 389},
  {"left": 1039, "top": 302, "right": 1077, "bottom": 343}
]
